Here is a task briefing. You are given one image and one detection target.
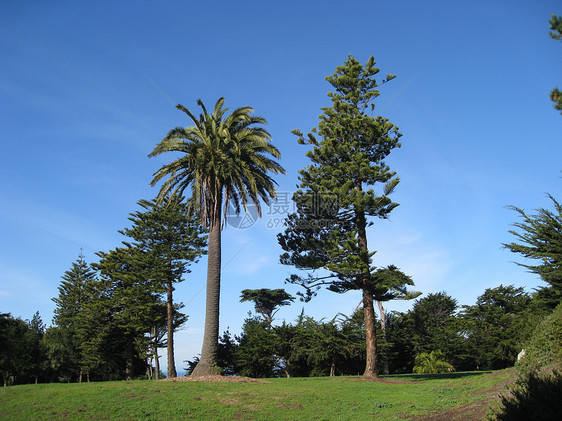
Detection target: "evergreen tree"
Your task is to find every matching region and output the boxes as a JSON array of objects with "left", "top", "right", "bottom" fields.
[
  {"left": 457, "top": 285, "right": 532, "bottom": 370},
  {"left": 279, "top": 55, "right": 402, "bottom": 377},
  {"left": 234, "top": 316, "right": 277, "bottom": 378},
  {"left": 119, "top": 197, "right": 206, "bottom": 378},
  {"left": 410, "top": 292, "right": 458, "bottom": 358},
  {"left": 92, "top": 246, "right": 167, "bottom": 380},
  {"left": 50, "top": 252, "right": 97, "bottom": 382},
  {"left": 504, "top": 194, "right": 562, "bottom": 307},
  {"left": 239, "top": 288, "right": 295, "bottom": 327},
  {"left": 25, "top": 312, "right": 47, "bottom": 384},
  {"left": 0, "top": 314, "right": 29, "bottom": 386}
]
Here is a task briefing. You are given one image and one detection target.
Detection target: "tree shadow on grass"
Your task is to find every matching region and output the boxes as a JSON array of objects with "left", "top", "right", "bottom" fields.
[{"left": 383, "top": 371, "right": 493, "bottom": 381}]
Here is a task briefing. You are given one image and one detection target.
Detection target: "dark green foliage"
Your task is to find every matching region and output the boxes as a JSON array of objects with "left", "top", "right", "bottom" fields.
[
  {"left": 49, "top": 253, "right": 98, "bottom": 382},
  {"left": 411, "top": 292, "right": 458, "bottom": 356},
  {"left": 385, "top": 311, "right": 417, "bottom": 373},
  {"left": 239, "top": 288, "right": 295, "bottom": 326},
  {"left": 517, "top": 304, "right": 562, "bottom": 377},
  {"left": 549, "top": 15, "right": 562, "bottom": 114},
  {"left": 504, "top": 195, "right": 562, "bottom": 307},
  {"left": 272, "top": 321, "right": 310, "bottom": 378},
  {"left": 119, "top": 198, "right": 207, "bottom": 284},
  {"left": 492, "top": 305, "right": 562, "bottom": 419},
  {"left": 234, "top": 317, "right": 277, "bottom": 378},
  {"left": 0, "top": 313, "right": 48, "bottom": 386},
  {"left": 491, "top": 372, "right": 562, "bottom": 421},
  {"left": 91, "top": 246, "right": 166, "bottom": 380},
  {"left": 457, "top": 285, "right": 532, "bottom": 370}
]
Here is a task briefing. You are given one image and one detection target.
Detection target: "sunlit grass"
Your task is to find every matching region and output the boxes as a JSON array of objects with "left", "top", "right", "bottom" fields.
[{"left": 0, "top": 369, "right": 514, "bottom": 420}]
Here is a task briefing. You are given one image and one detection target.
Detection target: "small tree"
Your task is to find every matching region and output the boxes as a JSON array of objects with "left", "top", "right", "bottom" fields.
[
  {"left": 92, "top": 246, "right": 166, "bottom": 380},
  {"left": 239, "top": 288, "right": 295, "bottom": 327},
  {"left": 234, "top": 317, "right": 276, "bottom": 378},
  {"left": 413, "top": 350, "right": 454, "bottom": 374}
]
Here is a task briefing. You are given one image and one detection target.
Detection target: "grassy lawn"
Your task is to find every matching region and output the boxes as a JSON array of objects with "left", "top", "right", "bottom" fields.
[{"left": 0, "top": 369, "right": 514, "bottom": 420}]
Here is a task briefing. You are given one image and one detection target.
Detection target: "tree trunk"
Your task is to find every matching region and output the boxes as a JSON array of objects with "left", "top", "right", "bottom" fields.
[
  {"left": 363, "top": 288, "right": 378, "bottom": 377},
  {"left": 355, "top": 189, "right": 378, "bottom": 378},
  {"left": 151, "top": 326, "right": 160, "bottom": 380},
  {"left": 191, "top": 214, "right": 222, "bottom": 377},
  {"left": 125, "top": 339, "right": 135, "bottom": 380},
  {"left": 154, "top": 346, "right": 160, "bottom": 380},
  {"left": 284, "top": 359, "right": 292, "bottom": 378},
  {"left": 167, "top": 279, "right": 177, "bottom": 378},
  {"left": 330, "top": 359, "right": 336, "bottom": 377},
  {"left": 377, "top": 300, "right": 390, "bottom": 375}
]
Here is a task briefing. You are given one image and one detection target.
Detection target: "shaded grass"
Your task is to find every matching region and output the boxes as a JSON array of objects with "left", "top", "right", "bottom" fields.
[{"left": 0, "top": 369, "right": 514, "bottom": 420}]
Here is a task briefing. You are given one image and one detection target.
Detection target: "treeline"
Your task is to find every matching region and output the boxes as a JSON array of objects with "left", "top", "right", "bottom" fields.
[
  {"left": 184, "top": 284, "right": 554, "bottom": 379},
  {"left": 1, "top": 198, "right": 206, "bottom": 386},
  {"left": 1, "top": 282, "right": 551, "bottom": 386}
]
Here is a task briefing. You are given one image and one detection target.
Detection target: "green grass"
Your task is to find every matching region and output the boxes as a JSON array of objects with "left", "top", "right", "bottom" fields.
[{"left": 0, "top": 369, "right": 514, "bottom": 420}]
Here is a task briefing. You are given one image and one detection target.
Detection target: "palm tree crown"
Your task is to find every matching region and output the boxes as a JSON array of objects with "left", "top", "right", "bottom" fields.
[{"left": 149, "top": 97, "right": 284, "bottom": 228}]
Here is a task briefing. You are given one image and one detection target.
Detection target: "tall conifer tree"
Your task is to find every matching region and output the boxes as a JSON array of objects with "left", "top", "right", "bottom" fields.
[
  {"left": 279, "top": 55, "right": 403, "bottom": 377},
  {"left": 119, "top": 198, "right": 206, "bottom": 378},
  {"left": 51, "top": 252, "right": 97, "bottom": 381}
]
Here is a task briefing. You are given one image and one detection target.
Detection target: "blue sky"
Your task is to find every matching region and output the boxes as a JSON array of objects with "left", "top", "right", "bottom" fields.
[{"left": 1, "top": 0, "right": 560, "bottom": 373}]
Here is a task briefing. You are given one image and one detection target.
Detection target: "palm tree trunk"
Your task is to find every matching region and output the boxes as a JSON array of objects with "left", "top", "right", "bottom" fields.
[
  {"left": 191, "top": 214, "right": 221, "bottom": 376},
  {"left": 167, "top": 278, "right": 177, "bottom": 378}
]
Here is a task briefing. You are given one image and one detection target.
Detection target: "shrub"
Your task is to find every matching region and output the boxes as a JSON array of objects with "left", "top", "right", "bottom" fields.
[
  {"left": 491, "top": 305, "right": 562, "bottom": 420},
  {"left": 490, "top": 371, "right": 562, "bottom": 420},
  {"left": 517, "top": 304, "right": 562, "bottom": 377},
  {"left": 413, "top": 350, "right": 454, "bottom": 374}
]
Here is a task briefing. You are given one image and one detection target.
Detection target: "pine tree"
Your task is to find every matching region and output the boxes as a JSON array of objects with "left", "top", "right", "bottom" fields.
[
  {"left": 50, "top": 252, "right": 97, "bottom": 382},
  {"left": 119, "top": 198, "right": 206, "bottom": 378},
  {"left": 92, "top": 246, "right": 166, "bottom": 380},
  {"left": 279, "top": 55, "right": 402, "bottom": 377}
]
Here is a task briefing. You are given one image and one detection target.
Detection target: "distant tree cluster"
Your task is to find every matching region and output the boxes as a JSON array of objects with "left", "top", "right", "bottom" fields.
[
  {"left": 0, "top": 198, "right": 206, "bottom": 385},
  {"left": 181, "top": 285, "right": 551, "bottom": 379}
]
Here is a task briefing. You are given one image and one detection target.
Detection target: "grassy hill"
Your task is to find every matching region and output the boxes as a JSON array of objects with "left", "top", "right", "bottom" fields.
[{"left": 0, "top": 369, "right": 515, "bottom": 420}]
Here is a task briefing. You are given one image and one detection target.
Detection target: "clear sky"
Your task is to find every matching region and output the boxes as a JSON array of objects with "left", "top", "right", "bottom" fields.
[{"left": 1, "top": 0, "right": 561, "bottom": 374}]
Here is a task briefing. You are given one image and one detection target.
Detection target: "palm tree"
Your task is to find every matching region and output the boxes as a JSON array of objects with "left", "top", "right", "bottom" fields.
[
  {"left": 149, "top": 97, "right": 285, "bottom": 376},
  {"left": 413, "top": 350, "right": 454, "bottom": 374}
]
